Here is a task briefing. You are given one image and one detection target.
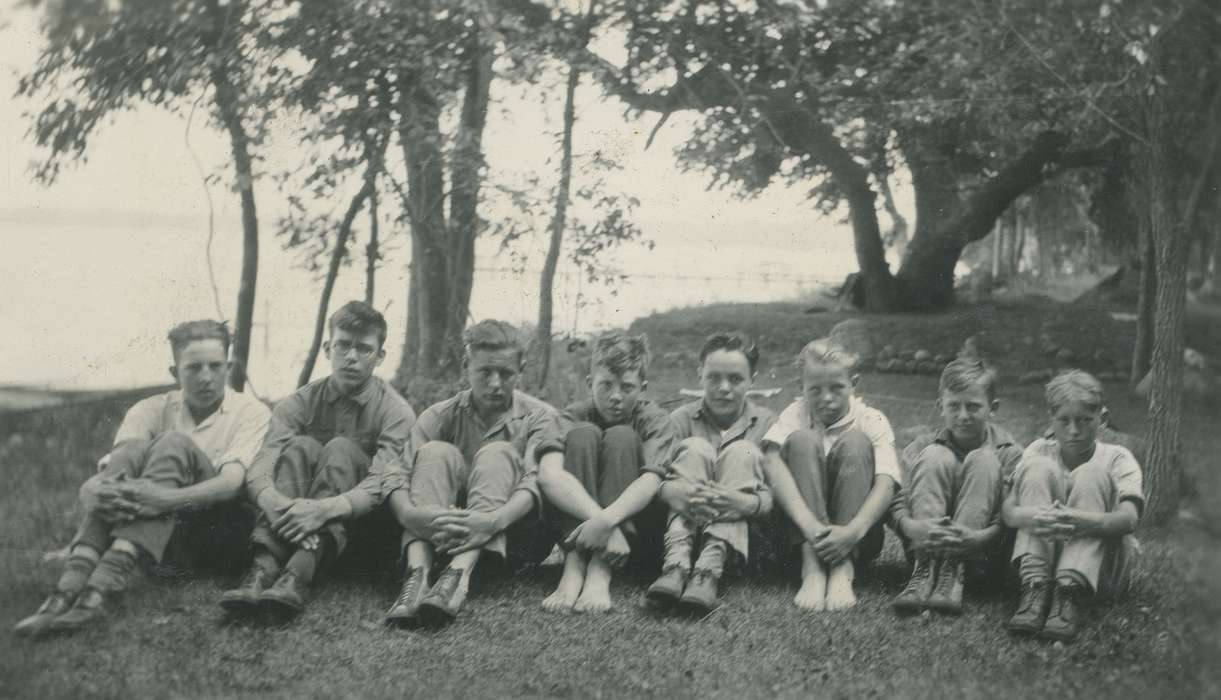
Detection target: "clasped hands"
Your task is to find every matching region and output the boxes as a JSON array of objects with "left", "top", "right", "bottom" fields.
[
  {"left": 564, "top": 513, "right": 631, "bottom": 568},
  {"left": 81, "top": 473, "right": 175, "bottom": 523},
  {"left": 904, "top": 516, "right": 987, "bottom": 556},
  {"left": 667, "top": 478, "right": 756, "bottom": 527},
  {"left": 1030, "top": 500, "right": 1100, "bottom": 541}
]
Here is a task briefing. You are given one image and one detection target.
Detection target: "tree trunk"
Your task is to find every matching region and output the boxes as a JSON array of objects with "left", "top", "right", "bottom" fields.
[
  {"left": 1131, "top": 231, "right": 1155, "bottom": 384},
  {"left": 297, "top": 171, "right": 377, "bottom": 387},
  {"left": 442, "top": 35, "right": 494, "bottom": 375},
  {"left": 210, "top": 64, "right": 258, "bottom": 393},
  {"left": 397, "top": 82, "right": 449, "bottom": 379},
  {"left": 366, "top": 188, "right": 378, "bottom": 306},
  {"left": 536, "top": 53, "right": 582, "bottom": 392},
  {"left": 1142, "top": 113, "right": 1188, "bottom": 524}
]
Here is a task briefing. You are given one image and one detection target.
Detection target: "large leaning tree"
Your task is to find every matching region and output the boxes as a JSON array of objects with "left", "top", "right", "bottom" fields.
[
  {"left": 20, "top": 0, "right": 272, "bottom": 391},
  {"left": 567, "top": 0, "right": 1122, "bottom": 310}
]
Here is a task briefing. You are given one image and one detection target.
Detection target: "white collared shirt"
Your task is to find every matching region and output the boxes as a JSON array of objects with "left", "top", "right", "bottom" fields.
[
  {"left": 762, "top": 396, "right": 901, "bottom": 485},
  {"left": 113, "top": 389, "right": 270, "bottom": 472}
]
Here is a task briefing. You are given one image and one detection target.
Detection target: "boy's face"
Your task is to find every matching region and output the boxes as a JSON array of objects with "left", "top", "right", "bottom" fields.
[
  {"left": 937, "top": 382, "right": 998, "bottom": 447},
  {"left": 1049, "top": 399, "right": 1104, "bottom": 462},
  {"left": 325, "top": 327, "right": 384, "bottom": 395},
  {"left": 699, "top": 349, "right": 753, "bottom": 425},
  {"left": 466, "top": 348, "right": 522, "bottom": 415},
  {"left": 590, "top": 366, "right": 644, "bottom": 425},
  {"left": 802, "top": 363, "right": 856, "bottom": 427},
  {"left": 171, "top": 339, "right": 230, "bottom": 414}
]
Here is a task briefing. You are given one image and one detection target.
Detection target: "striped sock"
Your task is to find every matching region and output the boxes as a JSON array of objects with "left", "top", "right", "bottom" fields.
[{"left": 86, "top": 548, "right": 140, "bottom": 593}]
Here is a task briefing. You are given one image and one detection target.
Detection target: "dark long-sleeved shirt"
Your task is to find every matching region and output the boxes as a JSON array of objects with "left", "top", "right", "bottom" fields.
[
  {"left": 888, "top": 423, "right": 1023, "bottom": 527},
  {"left": 246, "top": 376, "right": 415, "bottom": 516},
  {"left": 383, "top": 389, "right": 560, "bottom": 503},
  {"left": 557, "top": 397, "right": 677, "bottom": 478}
]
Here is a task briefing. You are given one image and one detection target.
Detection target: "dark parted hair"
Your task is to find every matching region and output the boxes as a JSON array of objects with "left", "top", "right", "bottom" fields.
[
  {"left": 329, "top": 301, "right": 388, "bottom": 347},
  {"left": 463, "top": 319, "right": 525, "bottom": 362},
  {"left": 591, "top": 332, "right": 651, "bottom": 381},
  {"left": 699, "top": 332, "right": 760, "bottom": 374},
  {"left": 168, "top": 320, "right": 230, "bottom": 360}
]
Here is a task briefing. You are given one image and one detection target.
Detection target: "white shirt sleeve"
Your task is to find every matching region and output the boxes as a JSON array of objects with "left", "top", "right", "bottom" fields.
[
  {"left": 761, "top": 399, "right": 807, "bottom": 449},
  {"left": 112, "top": 394, "right": 166, "bottom": 445},
  {"left": 860, "top": 406, "right": 901, "bottom": 486}
]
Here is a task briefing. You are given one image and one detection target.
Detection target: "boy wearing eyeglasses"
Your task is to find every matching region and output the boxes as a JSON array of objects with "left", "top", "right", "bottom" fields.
[{"left": 220, "top": 301, "right": 415, "bottom": 618}]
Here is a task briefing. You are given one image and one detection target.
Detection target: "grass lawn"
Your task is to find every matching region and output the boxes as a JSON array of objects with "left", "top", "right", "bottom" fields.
[{"left": 1, "top": 298, "right": 1219, "bottom": 699}]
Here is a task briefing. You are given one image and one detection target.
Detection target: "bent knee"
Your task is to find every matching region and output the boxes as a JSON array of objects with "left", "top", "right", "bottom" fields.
[
  {"left": 474, "top": 440, "right": 518, "bottom": 462},
  {"left": 565, "top": 422, "right": 603, "bottom": 447},
  {"left": 678, "top": 436, "right": 718, "bottom": 461},
  {"left": 416, "top": 440, "right": 463, "bottom": 464},
  {"left": 834, "top": 429, "right": 873, "bottom": 456},
  {"left": 603, "top": 424, "right": 638, "bottom": 445},
  {"left": 963, "top": 446, "right": 1002, "bottom": 472},
  {"left": 784, "top": 428, "right": 823, "bottom": 454},
  {"left": 286, "top": 434, "right": 324, "bottom": 453},
  {"left": 149, "top": 431, "right": 195, "bottom": 454}
]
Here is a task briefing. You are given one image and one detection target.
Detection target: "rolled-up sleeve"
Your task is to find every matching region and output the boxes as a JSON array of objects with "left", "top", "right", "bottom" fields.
[
  {"left": 383, "top": 402, "right": 446, "bottom": 500},
  {"left": 1111, "top": 446, "right": 1145, "bottom": 516},
  {"left": 861, "top": 409, "right": 901, "bottom": 487},
  {"left": 112, "top": 395, "right": 164, "bottom": 446},
  {"left": 638, "top": 408, "right": 677, "bottom": 478},
  {"left": 215, "top": 398, "right": 271, "bottom": 473},
  {"left": 245, "top": 394, "right": 308, "bottom": 500},
  {"left": 761, "top": 400, "right": 805, "bottom": 450},
  {"left": 345, "top": 392, "right": 416, "bottom": 515}
]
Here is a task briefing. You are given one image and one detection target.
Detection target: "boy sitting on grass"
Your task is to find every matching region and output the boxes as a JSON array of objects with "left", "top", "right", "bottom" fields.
[
  {"left": 890, "top": 350, "right": 1023, "bottom": 616},
  {"left": 15, "top": 320, "right": 270, "bottom": 636},
  {"left": 1003, "top": 370, "right": 1142, "bottom": 643},
  {"left": 539, "top": 333, "right": 675, "bottom": 613},
  {"left": 761, "top": 339, "right": 900, "bottom": 611},
  {"left": 649, "top": 332, "right": 776, "bottom": 614}
]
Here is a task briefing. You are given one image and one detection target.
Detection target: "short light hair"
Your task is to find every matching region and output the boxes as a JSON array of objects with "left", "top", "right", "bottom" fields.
[
  {"left": 329, "top": 301, "right": 388, "bottom": 347},
  {"left": 591, "top": 332, "right": 651, "bottom": 381},
  {"left": 796, "top": 337, "right": 859, "bottom": 373},
  {"left": 940, "top": 356, "right": 998, "bottom": 401},
  {"left": 699, "top": 332, "right": 761, "bottom": 374},
  {"left": 168, "top": 320, "right": 230, "bottom": 361},
  {"left": 463, "top": 320, "right": 524, "bottom": 362},
  {"left": 1045, "top": 370, "right": 1104, "bottom": 412}
]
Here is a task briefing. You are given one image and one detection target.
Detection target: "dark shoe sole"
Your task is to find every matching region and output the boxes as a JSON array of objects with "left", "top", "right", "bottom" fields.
[
  {"left": 646, "top": 585, "right": 683, "bottom": 606},
  {"left": 677, "top": 595, "right": 718, "bottom": 616},
  {"left": 1006, "top": 618, "right": 1044, "bottom": 637},
  {"left": 1037, "top": 625, "right": 1079, "bottom": 643},
  {"left": 924, "top": 600, "right": 963, "bottom": 616},
  {"left": 258, "top": 593, "right": 304, "bottom": 617},
  {"left": 416, "top": 601, "right": 457, "bottom": 627},
  {"left": 891, "top": 598, "right": 925, "bottom": 616},
  {"left": 219, "top": 593, "right": 261, "bottom": 615},
  {"left": 384, "top": 606, "right": 421, "bottom": 628}
]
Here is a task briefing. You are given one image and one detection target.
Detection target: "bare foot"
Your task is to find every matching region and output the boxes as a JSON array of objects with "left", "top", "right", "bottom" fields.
[
  {"left": 573, "top": 554, "right": 614, "bottom": 613},
  {"left": 824, "top": 559, "right": 857, "bottom": 611},
  {"left": 795, "top": 543, "right": 827, "bottom": 610},
  {"left": 542, "top": 552, "right": 587, "bottom": 613}
]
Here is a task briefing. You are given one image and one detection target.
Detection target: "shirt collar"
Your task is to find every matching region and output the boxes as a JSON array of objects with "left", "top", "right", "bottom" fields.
[
  {"left": 695, "top": 398, "right": 761, "bottom": 433},
  {"left": 934, "top": 423, "right": 1015, "bottom": 450},
  {"left": 175, "top": 389, "right": 231, "bottom": 429},
  {"left": 822, "top": 396, "right": 860, "bottom": 431},
  {"left": 325, "top": 375, "right": 378, "bottom": 406}
]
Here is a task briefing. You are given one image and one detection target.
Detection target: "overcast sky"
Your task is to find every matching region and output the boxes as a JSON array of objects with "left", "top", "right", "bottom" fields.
[{"left": 0, "top": 4, "right": 886, "bottom": 398}]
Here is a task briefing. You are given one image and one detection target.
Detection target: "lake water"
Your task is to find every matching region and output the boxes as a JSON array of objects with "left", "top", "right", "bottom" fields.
[{"left": 0, "top": 212, "right": 856, "bottom": 399}]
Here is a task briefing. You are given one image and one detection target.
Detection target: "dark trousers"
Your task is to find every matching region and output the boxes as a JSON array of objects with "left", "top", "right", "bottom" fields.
[
  {"left": 73, "top": 433, "right": 250, "bottom": 569},
  {"left": 250, "top": 435, "right": 370, "bottom": 564},
  {"left": 749, "top": 428, "right": 885, "bottom": 574},
  {"left": 545, "top": 423, "right": 665, "bottom": 575}
]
